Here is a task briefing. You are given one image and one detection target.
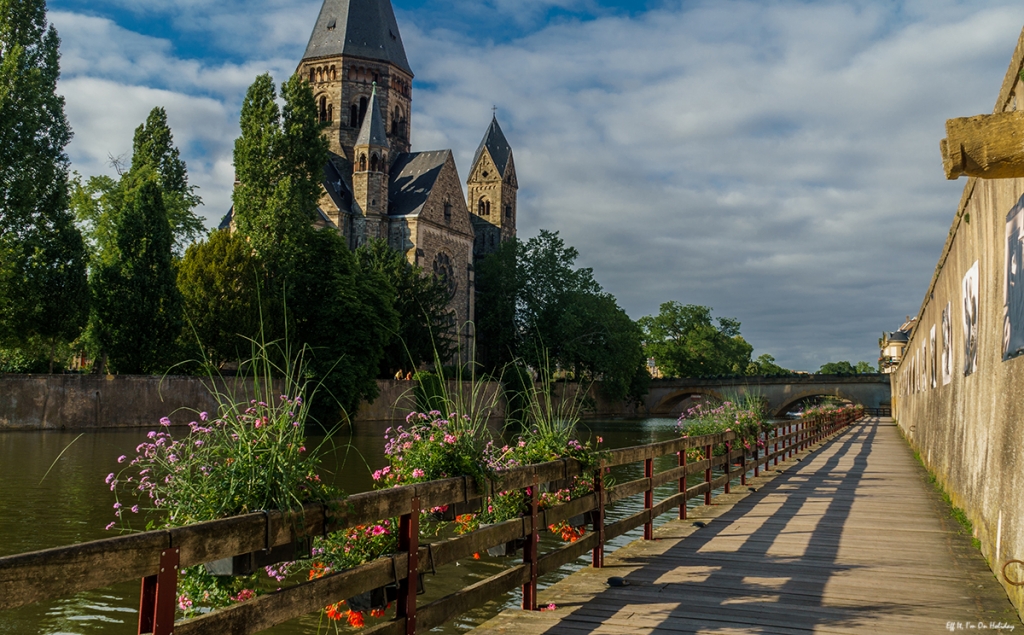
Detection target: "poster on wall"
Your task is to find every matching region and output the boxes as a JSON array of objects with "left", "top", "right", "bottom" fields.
[
  {"left": 963, "top": 261, "right": 979, "bottom": 376},
  {"left": 1004, "top": 194, "right": 1024, "bottom": 360},
  {"left": 930, "top": 325, "right": 937, "bottom": 389},
  {"left": 942, "top": 302, "right": 953, "bottom": 385}
]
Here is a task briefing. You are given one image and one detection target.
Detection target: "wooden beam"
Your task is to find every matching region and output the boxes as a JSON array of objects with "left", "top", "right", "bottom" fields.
[{"left": 941, "top": 111, "right": 1024, "bottom": 179}]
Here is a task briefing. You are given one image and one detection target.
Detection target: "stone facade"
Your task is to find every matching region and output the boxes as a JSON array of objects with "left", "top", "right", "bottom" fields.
[
  {"left": 293, "top": 0, "right": 518, "bottom": 357},
  {"left": 891, "top": 26, "right": 1024, "bottom": 619}
]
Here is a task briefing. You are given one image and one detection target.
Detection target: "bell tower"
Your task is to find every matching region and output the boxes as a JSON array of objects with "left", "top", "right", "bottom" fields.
[
  {"left": 298, "top": 0, "right": 413, "bottom": 161},
  {"left": 467, "top": 115, "right": 517, "bottom": 258},
  {"left": 352, "top": 85, "right": 390, "bottom": 244}
]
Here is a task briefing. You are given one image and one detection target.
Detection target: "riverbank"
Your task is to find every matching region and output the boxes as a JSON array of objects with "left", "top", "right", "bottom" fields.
[{"left": 0, "top": 374, "right": 638, "bottom": 430}]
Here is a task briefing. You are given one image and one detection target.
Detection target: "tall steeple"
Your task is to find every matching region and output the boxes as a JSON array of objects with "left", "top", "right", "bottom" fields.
[
  {"left": 299, "top": 0, "right": 413, "bottom": 160},
  {"left": 468, "top": 115, "right": 518, "bottom": 258},
  {"left": 352, "top": 85, "right": 390, "bottom": 244}
]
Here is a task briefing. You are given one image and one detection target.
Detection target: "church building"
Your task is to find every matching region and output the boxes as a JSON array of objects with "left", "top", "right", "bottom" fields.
[{"left": 297, "top": 0, "right": 519, "bottom": 354}]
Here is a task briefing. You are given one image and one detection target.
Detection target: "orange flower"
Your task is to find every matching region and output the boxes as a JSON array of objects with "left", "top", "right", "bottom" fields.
[
  {"left": 347, "top": 610, "right": 366, "bottom": 628},
  {"left": 473, "top": 552, "right": 481, "bottom": 559},
  {"left": 325, "top": 602, "right": 346, "bottom": 621},
  {"left": 370, "top": 608, "right": 386, "bottom": 618}
]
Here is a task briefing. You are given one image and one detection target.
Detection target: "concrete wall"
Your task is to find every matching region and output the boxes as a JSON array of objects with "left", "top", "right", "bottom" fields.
[
  {"left": 0, "top": 375, "right": 636, "bottom": 430},
  {"left": 892, "top": 27, "right": 1024, "bottom": 617}
]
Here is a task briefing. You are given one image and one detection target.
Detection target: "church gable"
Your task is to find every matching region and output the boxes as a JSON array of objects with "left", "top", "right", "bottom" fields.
[{"left": 417, "top": 154, "right": 473, "bottom": 238}]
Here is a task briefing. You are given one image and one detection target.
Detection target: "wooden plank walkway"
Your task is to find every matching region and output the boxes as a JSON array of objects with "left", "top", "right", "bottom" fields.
[{"left": 470, "top": 418, "right": 1022, "bottom": 635}]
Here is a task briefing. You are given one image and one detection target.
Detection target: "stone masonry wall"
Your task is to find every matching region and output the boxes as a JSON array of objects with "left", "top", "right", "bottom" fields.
[{"left": 892, "top": 26, "right": 1024, "bottom": 617}]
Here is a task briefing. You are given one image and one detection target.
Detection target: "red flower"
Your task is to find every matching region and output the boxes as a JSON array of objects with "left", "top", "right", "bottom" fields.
[
  {"left": 325, "top": 602, "right": 346, "bottom": 621},
  {"left": 347, "top": 610, "right": 366, "bottom": 628}
]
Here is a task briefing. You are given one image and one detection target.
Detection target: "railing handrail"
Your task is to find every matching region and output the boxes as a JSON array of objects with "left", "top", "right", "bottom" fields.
[{"left": 0, "top": 408, "right": 865, "bottom": 634}]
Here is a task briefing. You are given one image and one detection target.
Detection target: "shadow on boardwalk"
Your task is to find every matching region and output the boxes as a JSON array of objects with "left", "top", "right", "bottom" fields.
[{"left": 472, "top": 419, "right": 1021, "bottom": 635}]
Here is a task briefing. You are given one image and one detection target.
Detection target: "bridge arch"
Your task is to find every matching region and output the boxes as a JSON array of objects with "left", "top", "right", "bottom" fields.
[
  {"left": 652, "top": 388, "right": 725, "bottom": 416},
  {"left": 772, "top": 389, "right": 858, "bottom": 418}
]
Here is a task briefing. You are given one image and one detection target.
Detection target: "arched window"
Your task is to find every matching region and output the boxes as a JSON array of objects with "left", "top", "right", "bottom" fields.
[
  {"left": 478, "top": 197, "right": 490, "bottom": 216},
  {"left": 319, "top": 96, "right": 328, "bottom": 123},
  {"left": 327, "top": 103, "right": 333, "bottom": 123},
  {"left": 350, "top": 104, "right": 359, "bottom": 128},
  {"left": 359, "top": 97, "right": 368, "bottom": 126},
  {"left": 443, "top": 197, "right": 452, "bottom": 221},
  {"left": 330, "top": 66, "right": 336, "bottom": 81},
  {"left": 348, "top": 66, "right": 357, "bottom": 80},
  {"left": 392, "top": 106, "right": 400, "bottom": 135},
  {"left": 359, "top": 154, "right": 367, "bottom": 172},
  {"left": 370, "top": 154, "right": 379, "bottom": 172},
  {"left": 309, "top": 69, "right": 315, "bottom": 83},
  {"left": 505, "top": 205, "right": 512, "bottom": 219},
  {"left": 316, "top": 68, "right": 323, "bottom": 82}
]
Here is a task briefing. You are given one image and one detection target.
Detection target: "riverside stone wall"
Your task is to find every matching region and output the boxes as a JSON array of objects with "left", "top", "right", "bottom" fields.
[
  {"left": 0, "top": 375, "right": 635, "bottom": 430},
  {"left": 891, "top": 27, "right": 1024, "bottom": 617}
]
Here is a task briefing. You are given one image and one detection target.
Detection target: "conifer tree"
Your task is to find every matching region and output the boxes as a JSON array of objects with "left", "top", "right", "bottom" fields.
[
  {"left": 0, "top": 0, "right": 89, "bottom": 367},
  {"left": 129, "top": 107, "right": 204, "bottom": 254},
  {"left": 92, "top": 174, "right": 182, "bottom": 374}
]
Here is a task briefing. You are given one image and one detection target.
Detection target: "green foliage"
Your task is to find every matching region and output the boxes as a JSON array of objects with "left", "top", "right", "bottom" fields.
[
  {"left": 747, "top": 353, "right": 791, "bottom": 376},
  {"left": 412, "top": 370, "right": 446, "bottom": 413},
  {"left": 817, "top": 360, "right": 876, "bottom": 375},
  {"left": 285, "top": 229, "right": 397, "bottom": 422},
  {"left": 0, "top": 336, "right": 77, "bottom": 373},
  {"left": 176, "top": 231, "right": 262, "bottom": 366},
  {"left": 677, "top": 393, "right": 769, "bottom": 458},
  {"left": 0, "top": 0, "right": 88, "bottom": 363},
  {"left": 639, "top": 302, "right": 754, "bottom": 378},
  {"left": 128, "top": 107, "right": 205, "bottom": 254},
  {"left": 475, "top": 230, "right": 647, "bottom": 402},
  {"left": 356, "top": 238, "right": 454, "bottom": 377},
  {"left": 91, "top": 174, "right": 182, "bottom": 374}
]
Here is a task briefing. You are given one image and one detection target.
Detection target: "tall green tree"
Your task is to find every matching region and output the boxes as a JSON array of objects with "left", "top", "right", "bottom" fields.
[
  {"left": 818, "top": 360, "right": 875, "bottom": 375},
  {"left": 639, "top": 303, "right": 754, "bottom": 378},
  {"left": 0, "top": 0, "right": 89, "bottom": 367},
  {"left": 73, "top": 108, "right": 204, "bottom": 261},
  {"left": 92, "top": 173, "right": 182, "bottom": 374},
  {"left": 356, "top": 239, "right": 454, "bottom": 377},
  {"left": 128, "top": 107, "right": 204, "bottom": 254},
  {"left": 475, "top": 230, "right": 647, "bottom": 401},
  {"left": 747, "top": 353, "right": 791, "bottom": 376},
  {"left": 225, "top": 73, "right": 394, "bottom": 422}
]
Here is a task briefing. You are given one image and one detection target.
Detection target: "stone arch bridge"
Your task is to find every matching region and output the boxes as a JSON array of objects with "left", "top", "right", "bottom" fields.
[{"left": 644, "top": 374, "right": 891, "bottom": 418}]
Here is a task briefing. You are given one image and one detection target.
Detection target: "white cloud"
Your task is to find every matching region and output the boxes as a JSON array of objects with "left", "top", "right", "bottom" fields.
[{"left": 48, "top": 0, "right": 1024, "bottom": 370}]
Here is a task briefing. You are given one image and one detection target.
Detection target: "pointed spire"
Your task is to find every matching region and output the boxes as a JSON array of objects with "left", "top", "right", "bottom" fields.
[
  {"left": 356, "top": 84, "right": 389, "bottom": 148},
  {"left": 473, "top": 115, "right": 512, "bottom": 176},
  {"left": 302, "top": 0, "right": 413, "bottom": 76}
]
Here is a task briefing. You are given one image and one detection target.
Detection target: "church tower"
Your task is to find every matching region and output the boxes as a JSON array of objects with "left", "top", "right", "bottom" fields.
[
  {"left": 298, "top": 0, "right": 413, "bottom": 161},
  {"left": 352, "top": 85, "right": 390, "bottom": 244},
  {"left": 467, "top": 116, "right": 518, "bottom": 258}
]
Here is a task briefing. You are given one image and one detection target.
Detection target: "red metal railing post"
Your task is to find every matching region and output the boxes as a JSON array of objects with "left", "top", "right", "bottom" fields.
[
  {"left": 522, "top": 475, "right": 539, "bottom": 611},
  {"left": 592, "top": 468, "right": 605, "bottom": 568},
  {"left": 138, "top": 547, "right": 178, "bottom": 635},
  {"left": 398, "top": 497, "right": 419, "bottom": 635},
  {"left": 678, "top": 450, "right": 687, "bottom": 520},
  {"left": 643, "top": 457, "right": 654, "bottom": 540},
  {"left": 704, "top": 443, "right": 713, "bottom": 505}
]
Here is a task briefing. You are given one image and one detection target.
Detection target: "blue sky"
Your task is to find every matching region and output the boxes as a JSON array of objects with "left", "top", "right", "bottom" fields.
[{"left": 46, "top": 0, "right": 1024, "bottom": 371}]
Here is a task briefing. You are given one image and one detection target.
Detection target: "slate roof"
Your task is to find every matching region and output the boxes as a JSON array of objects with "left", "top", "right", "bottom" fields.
[
  {"left": 356, "top": 86, "right": 389, "bottom": 148},
  {"left": 389, "top": 150, "right": 451, "bottom": 217},
  {"left": 472, "top": 116, "right": 512, "bottom": 176},
  {"left": 323, "top": 156, "right": 356, "bottom": 215},
  {"left": 302, "top": 0, "right": 413, "bottom": 76}
]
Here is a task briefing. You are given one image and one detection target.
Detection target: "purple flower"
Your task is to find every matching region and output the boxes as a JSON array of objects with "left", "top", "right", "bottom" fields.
[
  {"left": 131, "top": 505, "right": 139, "bottom": 513},
  {"left": 117, "top": 455, "right": 127, "bottom": 463},
  {"left": 200, "top": 411, "right": 209, "bottom": 421},
  {"left": 105, "top": 473, "right": 115, "bottom": 484},
  {"left": 105, "top": 522, "right": 116, "bottom": 531},
  {"left": 160, "top": 417, "right": 171, "bottom": 427}
]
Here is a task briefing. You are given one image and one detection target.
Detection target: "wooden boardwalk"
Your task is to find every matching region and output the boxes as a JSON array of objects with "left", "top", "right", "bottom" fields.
[{"left": 470, "top": 418, "right": 1022, "bottom": 635}]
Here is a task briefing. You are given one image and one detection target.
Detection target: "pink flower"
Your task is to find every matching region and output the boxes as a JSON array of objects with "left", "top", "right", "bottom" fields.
[
  {"left": 412, "top": 468, "right": 425, "bottom": 478},
  {"left": 131, "top": 505, "right": 139, "bottom": 513},
  {"left": 117, "top": 455, "right": 127, "bottom": 463},
  {"left": 371, "top": 525, "right": 386, "bottom": 536},
  {"left": 232, "top": 589, "right": 256, "bottom": 602},
  {"left": 178, "top": 594, "right": 193, "bottom": 610},
  {"left": 105, "top": 522, "right": 116, "bottom": 531},
  {"left": 200, "top": 412, "right": 209, "bottom": 421},
  {"left": 160, "top": 417, "right": 171, "bottom": 426},
  {"left": 596, "top": 436, "right": 604, "bottom": 443}
]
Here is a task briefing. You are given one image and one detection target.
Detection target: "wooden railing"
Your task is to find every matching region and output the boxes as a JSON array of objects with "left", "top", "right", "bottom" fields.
[{"left": 0, "top": 409, "right": 865, "bottom": 635}]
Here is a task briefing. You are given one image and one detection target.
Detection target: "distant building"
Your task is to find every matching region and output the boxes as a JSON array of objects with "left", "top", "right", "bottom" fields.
[{"left": 879, "top": 317, "right": 916, "bottom": 374}]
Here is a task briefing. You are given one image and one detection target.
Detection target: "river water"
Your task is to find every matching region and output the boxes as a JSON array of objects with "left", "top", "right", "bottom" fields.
[{"left": 0, "top": 417, "right": 722, "bottom": 634}]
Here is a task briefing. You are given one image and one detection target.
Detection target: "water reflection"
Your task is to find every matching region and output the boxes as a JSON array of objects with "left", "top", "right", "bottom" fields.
[{"left": 0, "top": 417, "right": 705, "bottom": 634}]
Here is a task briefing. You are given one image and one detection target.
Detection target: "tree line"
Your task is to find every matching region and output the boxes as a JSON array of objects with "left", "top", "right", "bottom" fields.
[{"left": 0, "top": 2, "right": 869, "bottom": 424}]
